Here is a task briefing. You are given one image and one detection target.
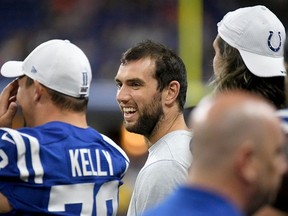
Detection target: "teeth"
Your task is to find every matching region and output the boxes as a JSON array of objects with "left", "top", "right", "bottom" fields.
[{"left": 123, "top": 107, "right": 136, "bottom": 113}]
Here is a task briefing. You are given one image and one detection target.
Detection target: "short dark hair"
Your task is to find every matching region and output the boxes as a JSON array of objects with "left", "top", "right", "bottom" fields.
[
  {"left": 25, "top": 76, "right": 88, "bottom": 112},
  {"left": 121, "top": 40, "right": 187, "bottom": 111},
  {"left": 211, "top": 37, "right": 286, "bottom": 109}
]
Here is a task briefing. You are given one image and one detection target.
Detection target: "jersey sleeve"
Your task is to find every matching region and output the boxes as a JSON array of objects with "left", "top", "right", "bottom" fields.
[
  {"left": 0, "top": 127, "right": 45, "bottom": 188},
  {"left": 0, "top": 128, "right": 39, "bottom": 180}
]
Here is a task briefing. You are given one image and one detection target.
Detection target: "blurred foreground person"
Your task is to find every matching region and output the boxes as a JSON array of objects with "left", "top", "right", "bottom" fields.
[{"left": 143, "top": 90, "right": 287, "bottom": 216}]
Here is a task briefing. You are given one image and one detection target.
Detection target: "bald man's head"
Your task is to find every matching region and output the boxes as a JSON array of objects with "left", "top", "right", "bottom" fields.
[
  {"left": 189, "top": 90, "right": 287, "bottom": 214},
  {"left": 190, "top": 90, "right": 282, "bottom": 168}
]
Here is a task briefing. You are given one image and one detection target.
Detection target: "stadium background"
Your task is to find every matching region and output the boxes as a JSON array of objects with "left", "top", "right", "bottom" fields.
[{"left": 0, "top": 0, "right": 287, "bottom": 214}]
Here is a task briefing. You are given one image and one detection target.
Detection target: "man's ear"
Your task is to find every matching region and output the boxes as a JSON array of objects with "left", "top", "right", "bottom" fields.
[
  {"left": 234, "top": 141, "right": 258, "bottom": 185},
  {"left": 164, "top": 80, "right": 180, "bottom": 106},
  {"left": 33, "top": 81, "right": 44, "bottom": 101}
]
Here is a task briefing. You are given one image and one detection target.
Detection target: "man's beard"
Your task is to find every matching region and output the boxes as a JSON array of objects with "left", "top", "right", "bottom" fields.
[{"left": 124, "top": 96, "right": 164, "bottom": 137}]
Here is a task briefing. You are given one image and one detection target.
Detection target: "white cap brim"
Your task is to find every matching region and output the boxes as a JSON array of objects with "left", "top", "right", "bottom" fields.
[
  {"left": 239, "top": 49, "right": 286, "bottom": 77},
  {"left": 1, "top": 61, "right": 25, "bottom": 78}
]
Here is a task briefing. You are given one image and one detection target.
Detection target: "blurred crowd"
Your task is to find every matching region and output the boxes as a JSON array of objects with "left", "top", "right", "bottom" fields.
[
  {"left": 0, "top": 0, "right": 178, "bottom": 81},
  {"left": 0, "top": 0, "right": 287, "bottom": 83}
]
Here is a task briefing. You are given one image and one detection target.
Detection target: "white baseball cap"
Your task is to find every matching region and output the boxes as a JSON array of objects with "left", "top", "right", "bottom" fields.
[
  {"left": 1, "top": 39, "right": 92, "bottom": 98},
  {"left": 217, "top": 5, "right": 286, "bottom": 77}
]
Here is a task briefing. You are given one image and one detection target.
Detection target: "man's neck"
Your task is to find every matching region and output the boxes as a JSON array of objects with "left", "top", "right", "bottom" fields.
[{"left": 146, "top": 112, "right": 188, "bottom": 148}]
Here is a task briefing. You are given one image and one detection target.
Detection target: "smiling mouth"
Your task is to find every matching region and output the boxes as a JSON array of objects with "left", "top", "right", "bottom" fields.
[{"left": 123, "top": 107, "right": 137, "bottom": 114}]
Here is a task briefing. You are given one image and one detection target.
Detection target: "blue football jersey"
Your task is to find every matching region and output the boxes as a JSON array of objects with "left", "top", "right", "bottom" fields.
[
  {"left": 143, "top": 186, "right": 244, "bottom": 216},
  {"left": 0, "top": 121, "right": 129, "bottom": 215}
]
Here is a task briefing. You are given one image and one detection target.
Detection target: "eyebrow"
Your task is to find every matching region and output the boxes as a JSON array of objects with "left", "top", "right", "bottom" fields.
[
  {"left": 127, "top": 78, "right": 145, "bottom": 84},
  {"left": 115, "top": 77, "right": 144, "bottom": 83},
  {"left": 115, "top": 78, "right": 147, "bottom": 88}
]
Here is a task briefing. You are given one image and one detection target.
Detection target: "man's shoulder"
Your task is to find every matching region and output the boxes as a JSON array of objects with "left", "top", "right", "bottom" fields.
[
  {"left": 148, "top": 131, "right": 192, "bottom": 166},
  {"left": 162, "top": 130, "right": 192, "bottom": 144}
]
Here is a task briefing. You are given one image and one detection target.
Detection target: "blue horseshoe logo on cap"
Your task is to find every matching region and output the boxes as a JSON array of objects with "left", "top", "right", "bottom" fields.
[{"left": 267, "top": 31, "right": 282, "bottom": 52}]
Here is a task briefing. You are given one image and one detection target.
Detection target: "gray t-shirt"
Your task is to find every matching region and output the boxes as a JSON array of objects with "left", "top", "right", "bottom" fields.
[{"left": 127, "top": 130, "right": 192, "bottom": 216}]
